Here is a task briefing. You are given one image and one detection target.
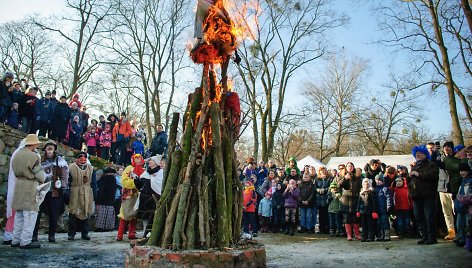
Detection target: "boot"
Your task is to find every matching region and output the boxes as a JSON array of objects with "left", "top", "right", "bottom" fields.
[
  {"left": 329, "top": 229, "right": 335, "bottom": 236},
  {"left": 128, "top": 219, "right": 137, "bottom": 239},
  {"left": 353, "top": 224, "right": 361, "bottom": 240},
  {"left": 444, "top": 229, "right": 455, "bottom": 240},
  {"left": 377, "top": 230, "right": 385, "bottom": 241},
  {"left": 345, "top": 224, "right": 353, "bottom": 241},
  {"left": 117, "top": 219, "right": 127, "bottom": 241},
  {"left": 284, "top": 222, "right": 290, "bottom": 235},
  {"left": 464, "top": 236, "right": 472, "bottom": 251},
  {"left": 289, "top": 222, "right": 295, "bottom": 236},
  {"left": 383, "top": 230, "right": 391, "bottom": 241}
]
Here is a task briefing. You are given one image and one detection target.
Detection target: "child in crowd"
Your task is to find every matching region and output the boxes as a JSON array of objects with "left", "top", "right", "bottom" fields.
[
  {"left": 69, "top": 115, "right": 83, "bottom": 150},
  {"left": 84, "top": 126, "right": 100, "bottom": 156},
  {"left": 374, "top": 172, "right": 392, "bottom": 241},
  {"left": 5, "top": 102, "right": 20, "bottom": 129},
  {"left": 283, "top": 179, "right": 300, "bottom": 236},
  {"left": 271, "top": 182, "right": 285, "bottom": 233},
  {"left": 100, "top": 123, "right": 113, "bottom": 161},
  {"left": 391, "top": 176, "right": 411, "bottom": 238},
  {"left": 268, "top": 179, "right": 277, "bottom": 195},
  {"left": 357, "top": 178, "right": 378, "bottom": 242},
  {"left": 456, "top": 163, "right": 472, "bottom": 249},
  {"left": 258, "top": 192, "right": 272, "bottom": 233},
  {"left": 328, "top": 179, "right": 342, "bottom": 236},
  {"left": 242, "top": 180, "right": 258, "bottom": 237},
  {"left": 132, "top": 134, "right": 145, "bottom": 156}
]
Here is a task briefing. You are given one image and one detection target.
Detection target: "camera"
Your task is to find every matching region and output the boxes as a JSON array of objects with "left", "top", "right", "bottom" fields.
[{"left": 435, "top": 141, "right": 440, "bottom": 151}]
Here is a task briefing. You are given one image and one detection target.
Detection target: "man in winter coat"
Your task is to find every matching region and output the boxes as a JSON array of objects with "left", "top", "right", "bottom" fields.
[
  {"left": 409, "top": 145, "right": 439, "bottom": 245},
  {"left": 50, "top": 96, "right": 72, "bottom": 143},
  {"left": 35, "top": 90, "right": 55, "bottom": 137},
  {"left": 0, "top": 71, "right": 14, "bottom": 122},
  {"left": 298, "top": 174, "right": 314, "bottom": 233},
  {"left": 11, "top": 134, "right": 45, "bottom": 249},
  {"left": 67, "top": 152, "right": 94, "bottom": 241},
  {"left": 150, "top": 124, "right": 168, "bottom": 157}
]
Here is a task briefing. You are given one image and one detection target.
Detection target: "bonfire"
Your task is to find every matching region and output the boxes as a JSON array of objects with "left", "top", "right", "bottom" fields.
[{"left": 147, "top": 0, "right": 243, "bottom": 250}]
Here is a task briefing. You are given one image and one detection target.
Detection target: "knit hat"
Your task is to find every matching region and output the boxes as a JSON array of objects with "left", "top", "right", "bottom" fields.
[
  {"left": 412, "top": 144, "right": 431, "bottom": 160},
  {"left": 458, "top": 163, "right": 471, "bottom": 173},
  {"left": 374, "top": 172, "right": 384, "bottom": 182},
  {"left": 148, "top": 154, "right": 162, "bottom": 166},
  {"left": 454, "top": 144, "right": 466, "bottom": 153},
  {"left": 2, "top": 71, "right": 14, "bottom": 80},
  {"left": 76, "top": 151, "right": 87, "bottom": 158},
  {"left": 45, "top": 90, "right": 51, "bottom": 96}
]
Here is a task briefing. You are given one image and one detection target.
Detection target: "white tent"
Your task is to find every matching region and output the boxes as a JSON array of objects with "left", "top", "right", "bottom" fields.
[
  {"left": 297, "top": 155, "right": 326, "bottom": 170},
  {"left": 325, "top": 155, "right": 415, "bottom": 171}
]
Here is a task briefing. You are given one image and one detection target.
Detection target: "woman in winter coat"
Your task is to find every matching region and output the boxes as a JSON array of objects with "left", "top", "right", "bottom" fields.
[
  {"left": 95, "top": 167, "right": 118, "bottom": 231},
  {"left": 339, "top": 162, "right": 362, "bottom": 241},
  {"left": 51, "top": 96, "right": 72, "bottom": 143},
  {"left": 315, "top": 167, "right": 332, "bottom": 234},
  {"left": 298, "top": 174, "right": 314, "bottom": 233},
  {"left": 133, "top": 155, "right": 163, "bottom": 238}
]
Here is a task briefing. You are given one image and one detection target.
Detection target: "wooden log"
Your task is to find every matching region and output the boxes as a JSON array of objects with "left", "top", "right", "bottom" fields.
[
  {"left": 181, "top": 86, "right": 203, "bottom": 167},
  {"left": 180, "top": 186, "right": 193, "bottom": 249},
  {"left": 148, "top": 149, "right": 182, "bottom": 246},
  {"left": 222, "top": 125, "right": 233, "bottom": 240},
  {"left": 185, "top": 166, "right": 202, "bottom": 249},
  {"left": 210, "top": 102, "right": 229, "bottom": 248},
  {"left": 232, "top": 155, "right": 243, "bottom": 242},
  {"left": 161, "top": 184, "right": 182, "bottom": 248},
  {"left": 163, "top": 112, "right": 180, "bottom": 189},
  {"left": 202, "top": 174, "right": 210, "bottom": 248}
]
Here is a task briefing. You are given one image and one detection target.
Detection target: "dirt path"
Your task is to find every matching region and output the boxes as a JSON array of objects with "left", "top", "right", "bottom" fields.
[{"left": 1, "top": 232, "right": 470, "bottom": 267}]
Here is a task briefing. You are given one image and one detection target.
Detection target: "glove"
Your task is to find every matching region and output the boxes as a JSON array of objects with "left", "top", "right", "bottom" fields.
[
  {"left": 356, "top": 212, "right": 361, "bottom": 218},
  {"left": 372, "top": 212, "right": 378, "bottom": 219}
]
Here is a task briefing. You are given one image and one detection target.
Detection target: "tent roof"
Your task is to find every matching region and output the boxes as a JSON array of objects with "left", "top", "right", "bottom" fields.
[
  {"left": 297, "top": 155, "right": 326, "bottom": 169},
  {"left": 325, "top": 155, "right": 415, "bottom": 171}
]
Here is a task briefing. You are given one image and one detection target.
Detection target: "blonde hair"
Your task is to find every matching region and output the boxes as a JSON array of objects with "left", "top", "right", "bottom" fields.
[{"left": 317, "top": 166, "right": 327, "bottom": 176}]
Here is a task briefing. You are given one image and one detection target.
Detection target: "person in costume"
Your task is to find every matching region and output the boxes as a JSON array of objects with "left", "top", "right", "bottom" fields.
[
  {"left": 67, "top": 152, "right": 94, "bottom": 241},
  {"left": 95, "top": 167, "right": 118, "bottom": 232},
  {"left": 134, "top": 155, "right": 163, "bottom": 238},
  {"left": 11, "top": 134, "right": 45, "bottom": 249},
  {"left": 2, "top": 138, "right": 26, "bottom": 245},
  {"left": 32, "top": 142, "right": 69, "bottom": 243},
  {"left": 117, "top": 154, "right": 145, "bottom": 241}
]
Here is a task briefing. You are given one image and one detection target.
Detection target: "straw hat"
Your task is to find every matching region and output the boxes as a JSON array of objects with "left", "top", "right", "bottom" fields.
[{"left": 24, "top": 134, "right": 41, "bottom": 146}]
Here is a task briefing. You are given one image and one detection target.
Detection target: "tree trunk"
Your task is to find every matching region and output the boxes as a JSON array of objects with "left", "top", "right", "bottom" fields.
[{"left": 461, "top": 0, "right": 472, "bottom": 34}]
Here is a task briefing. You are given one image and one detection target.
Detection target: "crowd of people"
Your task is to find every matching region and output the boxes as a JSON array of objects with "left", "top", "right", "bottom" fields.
[
  {"left": 240, "top": 142, "right": 472, "bottom": 251},
  {"left": 0, "top": 71, "right": 169, "bottom": 166},
  {"left": 2, "top": 133, "right": 166, "bottom": 249}
]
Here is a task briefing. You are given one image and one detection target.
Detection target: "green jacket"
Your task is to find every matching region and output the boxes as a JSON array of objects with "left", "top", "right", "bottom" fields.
[{"left": 443, "top": 156, "right": 468, "bottom": 196}]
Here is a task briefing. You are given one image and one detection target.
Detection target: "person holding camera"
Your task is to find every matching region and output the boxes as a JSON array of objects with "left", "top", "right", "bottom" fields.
[{"left": 409, "top": 145, "right": 439, "bottom": 245}]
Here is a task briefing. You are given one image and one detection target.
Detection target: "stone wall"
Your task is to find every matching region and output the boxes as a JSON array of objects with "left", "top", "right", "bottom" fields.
[{"left": 0, "top": 124, "right": 115, "bottom": 228}]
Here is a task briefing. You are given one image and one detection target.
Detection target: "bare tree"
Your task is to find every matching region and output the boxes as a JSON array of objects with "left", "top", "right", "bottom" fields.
[
  {"left": 375, "top": 0, "right": 466, "bottom": 144},
  {"left": 235, "top": 0, "right": 348, "bottom": 161},
  {"left": 272, "top": 123, "right": 318, "bottom": 166},
  {"left": 103, "top": 0, "right": 190, "bottom": 143},
  {"left": 357, "top": 73, "right": 420, "bottom": 155},
  {"left": 303, "top": 55, "right": 368, "bottom": 158},
  {"left": 0, "top": 19, "right": 56, "bottom": 93},
  {"left": 34, "top": 0, "right": 112, "bottom": 98}
]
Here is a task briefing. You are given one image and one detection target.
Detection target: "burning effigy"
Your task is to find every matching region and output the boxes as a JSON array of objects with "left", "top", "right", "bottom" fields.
[{"left": 147, "top": 0, "right": 244, "bottom": 251}]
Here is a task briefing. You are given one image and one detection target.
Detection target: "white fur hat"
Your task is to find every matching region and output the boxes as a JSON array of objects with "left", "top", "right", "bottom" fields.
[{"left": 148, "top": 154, "right": 162, "bottom": 165}]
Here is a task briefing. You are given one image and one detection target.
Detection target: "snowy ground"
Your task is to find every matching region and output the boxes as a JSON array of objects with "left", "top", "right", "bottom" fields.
[{"left": 1, "top": 231, "right": 470, "bottom": 267}]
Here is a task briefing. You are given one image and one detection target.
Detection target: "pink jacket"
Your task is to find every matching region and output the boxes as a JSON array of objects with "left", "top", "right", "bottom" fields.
[
  {"left": 84, "top": 131, "right": 100, "bottom": 147},
  {"left": 100, "top": 131, "right": 112, "bottom": 148}
]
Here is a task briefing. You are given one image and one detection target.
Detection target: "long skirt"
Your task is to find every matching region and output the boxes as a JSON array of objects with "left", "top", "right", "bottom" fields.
[{"left": 95, "top": 204, "right": 115, "bottom": 230}]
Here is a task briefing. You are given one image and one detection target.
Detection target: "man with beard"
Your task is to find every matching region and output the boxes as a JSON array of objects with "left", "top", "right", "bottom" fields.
[
  {"left": 11, "top": 134, "right": 45, "bottom": 249},
  {"left": 67, "top": 152, "right": 94, "bottom": 241},
  {"left": 32, "top": 142, "right": 69, "bottom": 243}
]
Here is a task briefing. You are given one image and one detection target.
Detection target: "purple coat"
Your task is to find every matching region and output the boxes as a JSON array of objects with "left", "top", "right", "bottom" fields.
[{"left": 283, "top": 188, "right": 300, "bottom": 208}]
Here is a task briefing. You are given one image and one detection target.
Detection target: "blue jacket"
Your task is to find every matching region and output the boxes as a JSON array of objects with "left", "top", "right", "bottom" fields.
[
  {"left": 374, "top": 185, "right": 392, "bottom": 213},
  {"left": 6, "top": 109, "right": 20, "bottom": 129},
  {"left": 71, "top": 122, "right": 83, "bottom": 137},
  {"left": 150, "top": 131, "right": 168, "bottom": 156},
  {"left": 35, "top": 97, "right": 54, "bottom": 122},
  {"left": 255, "top": 166, "right": 268, "bottom": 189},
  {"left": 314, "top": 177, "right": 332, "bottom": 207},
  {"left": 455, "top": 176, "right": 472, "bottom": 213},
  {"left": 258, "top": 197, "right": 272, "bottom": 217},
  {"left": 132, "top": 140, "right": 145, "bottom": 155}
]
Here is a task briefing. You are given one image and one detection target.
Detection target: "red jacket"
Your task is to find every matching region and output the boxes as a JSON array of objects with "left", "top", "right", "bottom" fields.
[
  {"left": 243, "top": 185, "right": 257, "bottom": 213},
  {"left": 391, "top": 179, "right": 411, "bottom": 210}
]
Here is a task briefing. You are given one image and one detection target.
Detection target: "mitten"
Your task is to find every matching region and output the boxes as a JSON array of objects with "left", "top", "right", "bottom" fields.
[
  {"left": 372, "top": 212, "right": 378, "bottom": 219},
  {"left": 356, "top": 212, "right": 361, "bottom": 218}
]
